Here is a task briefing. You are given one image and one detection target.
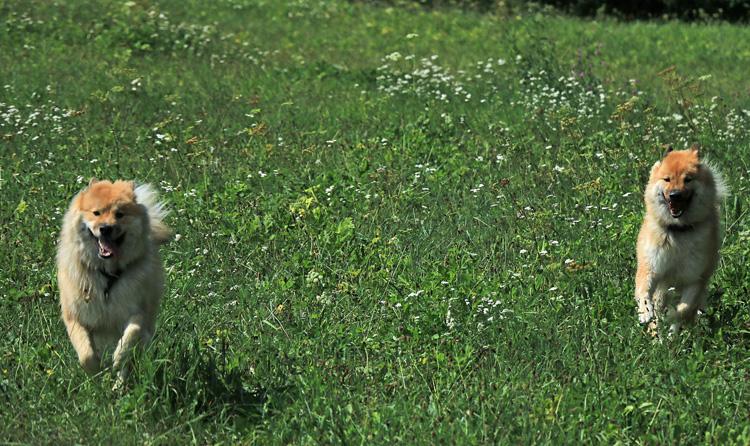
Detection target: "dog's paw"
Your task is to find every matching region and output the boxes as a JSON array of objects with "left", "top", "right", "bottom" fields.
[
  {"left": 638, "top": 312, "right": 652, "bottom": 324},
  {"left": 112, "top": 369, "right": 128, "bottom": 391}
]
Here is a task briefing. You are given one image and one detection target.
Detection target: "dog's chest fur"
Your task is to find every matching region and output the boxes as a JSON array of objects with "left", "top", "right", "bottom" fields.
[
  {"left": 641, "top": 220, "right": 716, "bottom": 285},
  {"left": 68, "top": 265, "right": 155, "bottom": 335},
  {"left": 72, "top": 284, "right": 140, "bottom": 332}
]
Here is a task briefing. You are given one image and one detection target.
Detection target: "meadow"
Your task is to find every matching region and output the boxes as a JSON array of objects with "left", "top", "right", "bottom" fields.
[{"left": 2, "top": 0, "right": 750, "bottom": 444}]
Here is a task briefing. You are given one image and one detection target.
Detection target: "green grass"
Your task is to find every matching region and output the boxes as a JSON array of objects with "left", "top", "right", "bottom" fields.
[{"left": 2, "top": 0, "right": 750, "bottom": 444}]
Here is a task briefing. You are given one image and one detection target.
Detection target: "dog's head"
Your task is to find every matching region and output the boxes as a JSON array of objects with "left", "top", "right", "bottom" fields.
[
  {"left": 75, "top": 179, "right": 149, "bottom": 263},
  {"left": 647, "top": 143, "right": 715, "bottom": 225}
]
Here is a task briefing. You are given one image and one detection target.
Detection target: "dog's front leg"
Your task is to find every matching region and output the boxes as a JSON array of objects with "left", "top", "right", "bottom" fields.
[
  {"left": 112, "top": 313, "right": 152, "bottom": 389},
  {"left": 63, "top": 313, "right": 101, "bottom": 375},
  {"left": 635, "top": 274, "right": 656, "bottom": 324}
]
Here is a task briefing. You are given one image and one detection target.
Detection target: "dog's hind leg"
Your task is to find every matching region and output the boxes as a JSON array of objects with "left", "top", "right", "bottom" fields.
[
  {"left": 112, "top": 313, "right": 151, "bottom": 389},
  {"left": 697, "top": 287, "right": 709, "bottom": 314},
  {"left": 668, "top": 282, "right": 706, "bottom": 332}
]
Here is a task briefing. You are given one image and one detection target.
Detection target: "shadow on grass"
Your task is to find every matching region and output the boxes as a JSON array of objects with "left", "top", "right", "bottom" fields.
[
  {"left": 668, "top": 288, "right": 750, "bottom": 347},
  {"left": 128, "top": 329, "right": 293, "bottom": 425}
]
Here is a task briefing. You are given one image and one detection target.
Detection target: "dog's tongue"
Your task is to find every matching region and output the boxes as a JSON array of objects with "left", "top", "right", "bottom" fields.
[
  {"left": 669, "top": 201, "right": 684, "bottom": 218},
  {"left": 97, "top": 238, "right": 122, "bottom": 260}
]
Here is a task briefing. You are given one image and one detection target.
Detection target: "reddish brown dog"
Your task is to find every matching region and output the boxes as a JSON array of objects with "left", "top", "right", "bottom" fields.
[
  {"left": 635, "top": 143, "right": 725, "bottom": 332},
  {"left": 57, "top": 179, "right": 171, "bottom": 388}
]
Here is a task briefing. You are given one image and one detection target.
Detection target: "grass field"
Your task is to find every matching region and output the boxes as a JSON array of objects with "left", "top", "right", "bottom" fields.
[{"left": 2, "top": 0, "right": 750, "bottom": 444}]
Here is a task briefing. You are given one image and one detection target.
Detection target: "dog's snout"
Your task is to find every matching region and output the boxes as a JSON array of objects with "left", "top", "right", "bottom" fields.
[
  {"left": 99, "top": 225, "right": 114, "bottom": 237},
  {"left": 669, "top": 190, "right": 686, "bottom": 202}
]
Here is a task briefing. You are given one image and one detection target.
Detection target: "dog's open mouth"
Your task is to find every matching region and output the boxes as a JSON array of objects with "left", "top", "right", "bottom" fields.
[
  {"left": 663, "top": 193, "right": 691, "bottom": 218},
  {"left": 89, "top": 229, "right": 125, "bottom": 260},
  {"left": 668, "top": 201, "right": 684, "bottom": 218}
]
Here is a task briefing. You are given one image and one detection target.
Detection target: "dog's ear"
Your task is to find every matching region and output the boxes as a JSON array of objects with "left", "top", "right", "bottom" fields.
[
  {"left": 112, "top": 180, "right": 136, "bottom": 192},
  {"left": 88, "top": 178, "right": 99, "bottom": 186},
  {"left": 662, "top": 144, "right": 674, "bottom": 158},
  {"left": 689, "top": 142, "right": 700, "bottom": 157}
]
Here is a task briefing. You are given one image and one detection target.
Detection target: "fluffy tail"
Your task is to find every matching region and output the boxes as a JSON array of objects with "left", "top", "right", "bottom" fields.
[
  {"left": 703, "top": 160, "right": 728, "bottom": 206},
  {"left": 135, "top": 183, "right": 172, "bottom": 245}
]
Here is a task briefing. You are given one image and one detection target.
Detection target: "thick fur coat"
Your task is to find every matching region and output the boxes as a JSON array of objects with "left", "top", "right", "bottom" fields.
[
  {"left": 635, "top": 143, "right": 725, "bottom": 332},
  {"left": 57, "top": 179, "right": 170, "bottom": 387}
]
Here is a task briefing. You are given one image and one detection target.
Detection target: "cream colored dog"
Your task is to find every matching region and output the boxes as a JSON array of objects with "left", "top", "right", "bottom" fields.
[
  {"left": 635, "top": 143, "right": 725, "bottom": 332},
  {"left": 57, "top": 179, "right": 170, "bottom": 387}
]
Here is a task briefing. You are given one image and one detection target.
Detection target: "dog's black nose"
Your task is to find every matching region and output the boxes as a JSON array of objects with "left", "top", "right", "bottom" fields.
[
  {"left": 669, "top": 190, "right": 685, "bottom": 202},
  {"left": 99, "top": 225, "right": 114, "bottom": 237}
]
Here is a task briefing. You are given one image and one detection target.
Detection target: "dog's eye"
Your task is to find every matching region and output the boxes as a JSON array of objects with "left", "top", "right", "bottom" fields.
[
  {"left": 93, "top": 211, "right": 100, "bottom": 216},
  {"left": 663, "top": 178, "right": 670, "bottom": 183},
  {"left": 115, "top": 212, "right": 124, "bottom": 219},
  {"left": 684, "top": 177, "right": 692, "bottom": 183}
]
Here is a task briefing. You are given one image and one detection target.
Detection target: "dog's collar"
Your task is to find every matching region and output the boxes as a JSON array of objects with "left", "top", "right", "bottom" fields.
[
  {"left": 99, "top": 268, "right": 123, "bottom": 297},
  {"left": 667, "top": 223, "right": 695, "bottom": 233}
]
